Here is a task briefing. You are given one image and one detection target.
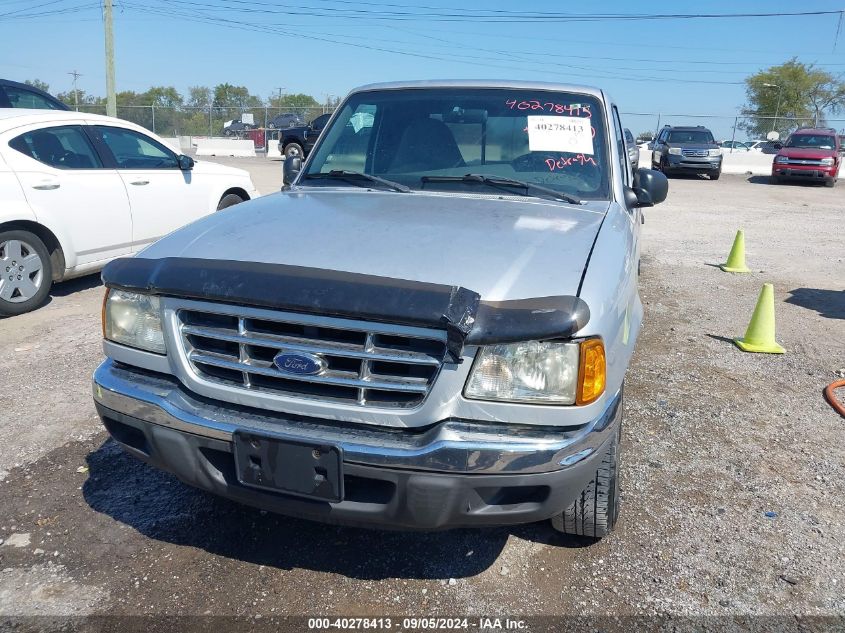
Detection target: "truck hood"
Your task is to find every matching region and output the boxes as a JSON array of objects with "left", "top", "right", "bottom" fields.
[{"left": 138, "top": 189, "right": 609, "bottom": 301}]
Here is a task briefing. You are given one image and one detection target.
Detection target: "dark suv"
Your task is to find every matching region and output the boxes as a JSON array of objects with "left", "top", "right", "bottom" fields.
[{"left": 651, "top": 125, "right": 722, "bottom": 180}]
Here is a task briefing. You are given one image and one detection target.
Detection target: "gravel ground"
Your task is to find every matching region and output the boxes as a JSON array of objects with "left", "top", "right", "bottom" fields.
[{"left": 0, "top": 163, "right": 843, "bottom": 629}]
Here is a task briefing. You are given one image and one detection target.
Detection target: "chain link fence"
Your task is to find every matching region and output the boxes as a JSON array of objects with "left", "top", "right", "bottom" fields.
[
  {"left": 70, "top": 105, "right": 845, "bottom": 153},
  {"left": 72, "top": 105, "right": 335, "bottom": 138},
  {"left": 621, "top": 113, "right": 845, "bottom": 148}
]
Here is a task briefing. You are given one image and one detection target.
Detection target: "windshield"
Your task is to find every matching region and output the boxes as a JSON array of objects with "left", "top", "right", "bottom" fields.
[
  {"left": 302, "top": 88, "right": 609, "bottom": 200},
  {"left": 667, "top": 130, "right": 714, "bottom": 144},
  {"left": 785, "top": 134, "right": 835, "bottom": 150}
]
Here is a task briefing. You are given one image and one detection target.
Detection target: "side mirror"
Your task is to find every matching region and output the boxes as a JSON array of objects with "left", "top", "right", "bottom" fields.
[
  {"left": 283, "top": 155, "right": 302, "bottom": 186},
  {"left": 773, "top": 142, "right": 783, "bottom": 150},
  {"left": 628, "top": 168, "right": 668, "bottom": 208},
  {"left": 178, "top": 154, "right": 194, "bottom": 171}
]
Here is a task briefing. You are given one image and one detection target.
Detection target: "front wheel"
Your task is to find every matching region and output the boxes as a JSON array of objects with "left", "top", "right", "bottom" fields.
[
  {"left": 0, "top": 230, "right": 53, "bottom": 316},
  {"left": 710, "top": 168, "right": 721, "bottom": 181},
  {"left": 217, "top": 193, "right": 246, "bottom": 211},
  {"left": 825, "top": 178, "right": 836, "bottom": 188},
  {"left": 284, "top": 143, "right": 304, "bottom": 159},
  {"left": 550, "top": 436, "right": 620, "bottom": 539}
]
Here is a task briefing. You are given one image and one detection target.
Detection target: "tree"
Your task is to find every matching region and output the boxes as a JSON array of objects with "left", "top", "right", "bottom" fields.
[
  {"left": 187, "top": 85, "right": 212, "bottom": 110},
  {"left": 142, "top": 86, "right": 182, "bottom": 108},
  {"left": 212, "top": 83, "right": 261, "bottom": 110},
  {"left": 742, "top": 59, "right": 845, "bottom": 138},
  {"left": 24, "top": 79, "right": 50, "bottom": 92}
]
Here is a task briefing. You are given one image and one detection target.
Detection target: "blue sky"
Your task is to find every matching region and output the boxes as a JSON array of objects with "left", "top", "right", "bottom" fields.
[{"left": 2, "top": 0, "right": 844, "bottom": 138}]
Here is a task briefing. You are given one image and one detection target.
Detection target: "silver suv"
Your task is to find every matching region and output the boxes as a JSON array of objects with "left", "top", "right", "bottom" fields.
[
  {"left": 651, "top": 125, "right": 723, "bottom": 180},
  {"left": 93, "top": 81, "right": 667, "bottom": 538}
]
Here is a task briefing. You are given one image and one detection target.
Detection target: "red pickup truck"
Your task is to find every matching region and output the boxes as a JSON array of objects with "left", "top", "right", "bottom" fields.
[{"left": 771, "top": 127, "right": 841, "bottom": 187}]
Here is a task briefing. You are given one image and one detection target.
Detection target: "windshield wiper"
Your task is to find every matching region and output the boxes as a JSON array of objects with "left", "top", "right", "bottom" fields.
[
  {"left": 421, "top": 174, "right": 582, "bottom": 205},
  {"left": 302, "top": 170, "right": 410, "bottom": 193}
]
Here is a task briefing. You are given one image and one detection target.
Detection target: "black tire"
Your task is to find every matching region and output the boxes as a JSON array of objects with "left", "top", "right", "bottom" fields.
[
  {"left": 825, "top": 178, "right": 836, "bottom": 188},
  {"left": 0, "top": 230, "right": 53, "bottom": 316},
  {"left": 217, "top": 193, "right": 246, "bottom": 211},
  {"left": 710, "top": 169, "right": 721, "bottom": 181},
  {"left": 659, "top": 157, "right": 671, "bottom": 177},
  {"left": 284, "top": 143, "right": 304, "bottom": 159},
  {"left": 550, "top": 436, "right": 620, "bottom": 539}
]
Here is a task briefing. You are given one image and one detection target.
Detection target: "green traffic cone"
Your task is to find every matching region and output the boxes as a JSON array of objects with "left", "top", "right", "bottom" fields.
[
  {"left": 734, "top": 283, "right": 785, "bottom": 354},
  {"left": 720, "top": 230, "right": 751, "bottom": 273}
]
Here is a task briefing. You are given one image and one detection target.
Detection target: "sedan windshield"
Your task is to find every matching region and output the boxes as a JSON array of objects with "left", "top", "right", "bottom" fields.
[
  {"left": 785, "top": 134, "right": 835, "bottom": 150},
  {"left": 302, "top": 88, "right": 609, "bottom": 200}
]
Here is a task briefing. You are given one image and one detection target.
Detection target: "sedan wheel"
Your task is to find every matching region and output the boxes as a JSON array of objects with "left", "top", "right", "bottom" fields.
[{"left": 0, "top": 231, "right": 53, "bottom": 316}]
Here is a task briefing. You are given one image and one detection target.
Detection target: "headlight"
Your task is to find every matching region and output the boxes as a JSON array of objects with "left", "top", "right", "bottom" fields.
[
  {"left": 775, "top": 156, "right": 789, "bottom": 164},
  {"left": 464, "top": 339, "right": 605, "bottom": 405},
  {"left": 103, "top": 289, "right": 166, "bottom": 354},
  {"left": 668, "top": 147, "right": 682, "bottom": 155},
  {"left": 820, "top": 157, "right": 835, "bottom": 166},
  {"left": 708, "top": 148, "right": 722, "bottom": 157}
]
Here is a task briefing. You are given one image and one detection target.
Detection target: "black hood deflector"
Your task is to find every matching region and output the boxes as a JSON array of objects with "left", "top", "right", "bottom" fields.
[{"left": 102, "top": 257, "right": 589, "bottom": 362}]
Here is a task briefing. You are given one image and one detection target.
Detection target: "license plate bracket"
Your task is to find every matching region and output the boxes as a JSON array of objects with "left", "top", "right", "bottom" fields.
[{"left": 233, "top": 431, "right": 343, "bottom": 502}]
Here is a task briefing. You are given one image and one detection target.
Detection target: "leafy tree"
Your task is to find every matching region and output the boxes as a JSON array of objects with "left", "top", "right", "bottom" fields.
[
  {"left": 187, "top": 85, "right": 212, "bottom": 110},
  {"left": 268, "top": 92, "right": 319, "bottom": 110},
  {"left": 24, "top": 79, "right": 50, "bottom": 92},
  {"left": 212, "top": 83, "right": 261, "bottom": 110},
  {"left": 142, "top": 86, "right": 183, "bottom": 108},
  {"left": 742, "top": 59, "right": 845, "bottom": 138},
  {"left": 55, "top": 89, "right": 103, "bottom": 108},
  {"left": 636, "top": 131, "right": 654, "bottom": 143}
]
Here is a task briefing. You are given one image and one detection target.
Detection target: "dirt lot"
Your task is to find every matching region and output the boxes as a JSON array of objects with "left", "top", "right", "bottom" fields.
[{"left": 0, "top": 162, "right": 843, "bottom": 629}]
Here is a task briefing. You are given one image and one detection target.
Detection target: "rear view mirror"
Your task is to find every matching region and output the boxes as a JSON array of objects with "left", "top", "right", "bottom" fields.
[
  {"left": 283, "top": 156, "right": 302, "bottom": 186},
  {"left": 178, "top": 154, "right": 194, "bottom": 171},
  {"left": 630, "top": 168, "right": 668, "bottom": 207}
]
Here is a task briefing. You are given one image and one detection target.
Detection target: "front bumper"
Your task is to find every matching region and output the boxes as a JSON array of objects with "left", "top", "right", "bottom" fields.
[
  {"left": 772, "top": 164, "right": 837, "bottom": 181},
  {"left": 93, "top": 360, "right": 621, "bottom": 530},
  {"left": 666, "top": 155, "right": 722, "bottom": 173}
]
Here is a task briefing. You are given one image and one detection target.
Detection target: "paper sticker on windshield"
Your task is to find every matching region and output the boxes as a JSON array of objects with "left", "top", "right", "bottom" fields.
[{"left": 527, "top": 116, "right": 593, "bottom": 155}]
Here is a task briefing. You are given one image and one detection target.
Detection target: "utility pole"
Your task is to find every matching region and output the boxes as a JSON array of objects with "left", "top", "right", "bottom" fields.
[
  {"left": 103, "top": 0, "right": 116, "bottom": 117},
  {"left": 68, "top": 70, "right": 82, "bottom": 111},
  {"left": 275, "top": 87, "right": 285, "bottom": 113}
]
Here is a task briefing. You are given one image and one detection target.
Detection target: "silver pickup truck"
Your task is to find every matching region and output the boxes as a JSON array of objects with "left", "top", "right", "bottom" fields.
[{"left": 93, "top": 80, "right": 667, "bottom": 538}]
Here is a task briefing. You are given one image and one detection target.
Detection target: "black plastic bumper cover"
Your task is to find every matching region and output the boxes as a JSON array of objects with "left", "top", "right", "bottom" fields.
[{"left": 97, "top": 403, "right": 606, "bottom": 531}]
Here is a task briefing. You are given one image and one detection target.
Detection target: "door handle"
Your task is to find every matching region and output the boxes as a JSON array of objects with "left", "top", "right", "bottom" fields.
[
  {"left": 130, "top": 180, "right": 150, "bottom": 186},
  {"left": 32, "top": 182, "right": 60, "bottom": 190}
]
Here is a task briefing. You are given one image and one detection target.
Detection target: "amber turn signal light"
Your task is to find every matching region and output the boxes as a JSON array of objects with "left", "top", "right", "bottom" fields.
[{"left": 576, "top": 338, "right": 606, "bottom": 405}]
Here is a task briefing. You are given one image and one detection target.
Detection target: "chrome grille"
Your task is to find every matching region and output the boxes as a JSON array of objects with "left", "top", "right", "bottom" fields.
[
  {"left": 177, "top": 306, "right": 448, "bottom": 408},
  {"left": 780, "top": 158, "right": 826, "bottom": 166},
  {"left": 681, "top": 149, "right": 709, "bottom": 158}
]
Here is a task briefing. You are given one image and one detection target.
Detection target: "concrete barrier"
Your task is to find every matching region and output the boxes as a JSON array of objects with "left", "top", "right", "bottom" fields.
[
  {"left": 266, "top": 140, "right": 281, "bottom": 159},
  {"left": 195, "top": 138, "right": 256, "bottom": 158},
  {"left": 636, "top": 150, "right": 774, "bottom": 175},
  {"left": 721, "top": 152, "right": 774, "bottom": 176},
  {"left": 160, "top": 136, "right": 193, "bottom": 153},
  {"left": 160, "top": 137, "right": 181, "bottom": 153}
]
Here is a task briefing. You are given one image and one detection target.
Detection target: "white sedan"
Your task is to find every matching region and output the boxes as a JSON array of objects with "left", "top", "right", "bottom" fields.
[{"left": 0, "top": 109, "right": 260, "bottom": 315}]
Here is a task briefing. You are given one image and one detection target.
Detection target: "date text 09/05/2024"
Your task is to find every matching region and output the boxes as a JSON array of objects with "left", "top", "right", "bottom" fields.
[{"left": 307, "top": 617, "right": 528, "bottom": 630}]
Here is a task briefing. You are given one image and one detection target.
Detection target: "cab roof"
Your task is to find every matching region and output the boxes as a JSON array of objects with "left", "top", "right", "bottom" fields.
[{"left": 349, "top": 79, "right": 606, "bottom": 100}]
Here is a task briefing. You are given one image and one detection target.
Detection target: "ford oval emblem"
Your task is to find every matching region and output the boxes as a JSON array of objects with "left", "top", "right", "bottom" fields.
[{"left": 273, "top": 351, "right": 327, "bottom": 376}]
